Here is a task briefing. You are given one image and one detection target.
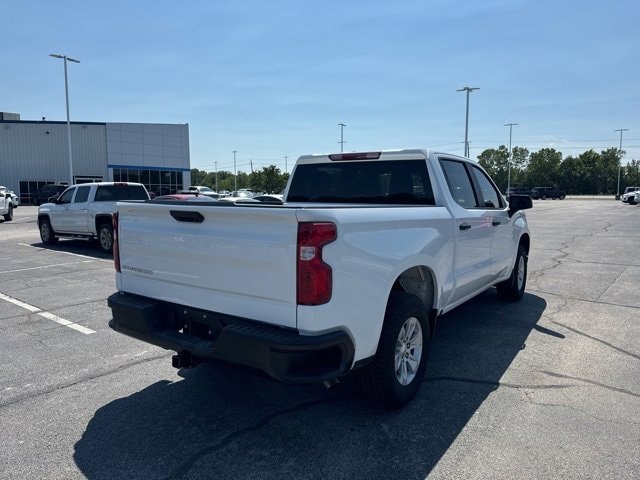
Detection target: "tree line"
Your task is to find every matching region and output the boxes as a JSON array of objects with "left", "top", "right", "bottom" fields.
[
  {"left": 478, "top": 146, "right": 640, "bottom": 195},
  {"left": 190, "top": 148, "right": 640, "bottom": 196},
  {"left": 190, "top": 165, "right": 290, "bottom": 194}
]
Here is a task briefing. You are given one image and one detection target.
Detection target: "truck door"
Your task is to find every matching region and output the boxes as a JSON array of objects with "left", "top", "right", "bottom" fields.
[
  {"left": 439, "top": 158, "right": 494, "bottom": 304},
  {"left": 466, "top": 165, "right": 514, "bottom": 278},
  {"left": 49, "top": 187, "right": 76, "bottom": 232},
  {"left": 67, "top": 185, "right": 92, "bottom": 233}
]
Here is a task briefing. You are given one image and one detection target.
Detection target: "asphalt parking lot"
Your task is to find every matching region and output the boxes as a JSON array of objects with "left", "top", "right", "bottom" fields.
[{"left": 0, "top": 201, "right": 638, "bottom": 480}]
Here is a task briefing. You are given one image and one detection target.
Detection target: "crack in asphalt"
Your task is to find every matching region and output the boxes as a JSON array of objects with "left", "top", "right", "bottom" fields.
[
  {"left": 598, "top": 266, "right": 629, "bottom": 300},
  {"left": 541, "top": 371, "right": 640, "bottom": 398},
  {"left": 527, "top": 288, "right": 640, "bottom": 311},
  {"left": 163, "top": 395, "right": 352, "bottom": 480},
  {"left": 550, "top": 321, "right": 640, "bottom": 361},
  {"left": 0, "top": 352, "right": 171, "bottom": 409},
  {"left": 521, "top": 390, "right": 640, "bottom": 426},
  {"left": 530, "top": 221, "right": 619, "bottom": 283},
  {"left": 425, "top": 376, "right": 574, "bottom": 390}
]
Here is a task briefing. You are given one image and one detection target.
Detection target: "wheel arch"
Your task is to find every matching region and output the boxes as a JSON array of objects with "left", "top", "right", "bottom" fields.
[
  {"left": 95, "top": 214, "right": 113, "bottom": 232},
  {"left": 389, "top": 266, "right": 438, "bottom": 338},
  {"left": 519, "top": 233, "right": 530, "bottom": 254}
]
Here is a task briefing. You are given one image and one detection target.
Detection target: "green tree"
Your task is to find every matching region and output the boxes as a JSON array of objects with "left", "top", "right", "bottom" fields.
[
  {"left": 525, "top": 148, "right": 562, "bottom": 187},
  {"left": 190, "top": 168, "right": 208, "bottom": 186},
  {"left": 477, "top": 146, "right": 509, "bottom": 190},
  {"left": 623, "top": 159, "right": 640, "bottom": 187},
  {"left": 558, "top": 156, "right": 584, "bottom": 194},
  {"left": 598, "top": 148, "right": 622, "bottom": 194}
]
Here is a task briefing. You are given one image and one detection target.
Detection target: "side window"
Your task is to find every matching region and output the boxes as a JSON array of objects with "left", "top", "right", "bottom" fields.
[
  {"left": 94, "top": 186, "right": 114, "bottom": 202},
  {"left": 58, "top": 188, "right": 75, "bottom": 204},
  {"left": 469, "top": 166, "right": 503, "bottom": 209},
  {"left": 73, "top": 186, "right": 91, "bottom": 203},
  {"left": 440, "top": 159, "right": 478, "bottom": 208}
]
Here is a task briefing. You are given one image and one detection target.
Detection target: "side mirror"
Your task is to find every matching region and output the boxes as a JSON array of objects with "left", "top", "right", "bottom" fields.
[
  {"left": 48, "top": 195, "right": 59, "bottom": 203},
  {"left": 508, "top": 194, "right": 533, "bottom": 217}
]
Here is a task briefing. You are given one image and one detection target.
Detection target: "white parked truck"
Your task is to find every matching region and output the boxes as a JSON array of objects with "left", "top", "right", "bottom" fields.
[
  {"left": 0, "top": 190, "right": 13, "bottom": 221},
  {"left": 108, "top": 149, "right": 532, "bottom": 406},
  {"left": 37, "top": 182, "right": 149, "bottom": 252}
]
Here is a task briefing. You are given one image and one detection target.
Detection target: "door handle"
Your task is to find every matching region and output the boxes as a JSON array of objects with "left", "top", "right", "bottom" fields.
[
  {"left": 459, "top": 223, "right": 471, "bottom": 231},
  {"left": 492, "top": 219, "right": 501, "bottom": 227},
  {"left": 170, "top": 210, "right": 204, "bottom": 223}
]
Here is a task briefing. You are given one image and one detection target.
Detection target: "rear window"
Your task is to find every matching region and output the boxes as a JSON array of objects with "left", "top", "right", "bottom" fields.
[
  {"left": 95, "top": 185, "right": 149, "bottom": 201},
  {"left": 287, "top": 160, "right": 434, "bottom": 205}
]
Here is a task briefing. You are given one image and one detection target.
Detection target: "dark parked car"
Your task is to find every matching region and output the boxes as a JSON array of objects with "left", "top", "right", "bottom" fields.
[
  {"left": 530, "top": 187, "right": 565, "bottom": 200},
  {"left": 34, "top": 184, "right": 68, "bottom": 205},
  {"left": 507, "top": 187, "right": 532, "bottom": 196}
]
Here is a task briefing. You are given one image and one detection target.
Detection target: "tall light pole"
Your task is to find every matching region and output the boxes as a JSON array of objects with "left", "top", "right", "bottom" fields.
[
  {"left": 284, "top": 156, "right": 288, "bottom": 173},
  {"left": 50, "top": 53, "right": 80, "bottom": 185},
  {"left": 505, "top": 123, "right": 519, "bottom": 193},
  {"left": 232, "top": 150, "right": 237, "bottom": 192},
  {"left": 457, "top": 86, "right": 479, "bottom": 157},
  {"left": 338, "top": 123, "right": 347, "bottom": 152},
  {"left": 214, "top": 161, "right": 218, "bottom": 192},
  {"left": 614, "top": 128, "right": 629, "bottom": 199}
]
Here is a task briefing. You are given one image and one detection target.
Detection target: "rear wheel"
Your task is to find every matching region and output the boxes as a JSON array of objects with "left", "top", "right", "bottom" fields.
[
  {"left": 497, "top": 245, "right": 527, "bottom": 301},
  {"left": 98, "top": 223, "right": 114, "bottom": 253},
  {"left": 39, "top": 218, "right": 58, "bottom": 244},
  {"left": 359, "top": 292, "right": 430, "bottom": 408},
  {"left": 3, "top": 205, "right": 13, "bottom": 221},
  {"left": 541, "top": 194, "right": 547, "bottom": 200},
  {"left": 629, "top": 198, "right": 637, "bottom": 206}
]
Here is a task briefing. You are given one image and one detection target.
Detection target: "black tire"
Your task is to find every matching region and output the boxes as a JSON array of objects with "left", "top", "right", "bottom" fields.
[
  {"left": 629, "top": 198, "right": 637, "bottom": 206},
  {"left": 541, "top": 194, "right": 547, "bottom": 200},
  {"left": 496, "top": 245, "right": 527, "bottom": 301},
  {"left": 39, "top": 218, "right": 58, "bottom": 244},
  {"left": 559, "top": 194, "right": 566, "bottom": 200},
  {"left": 98, "top": 223, "right": 113, "bottom": 253},
  {"left": 359, "top": 292, "right": 430, "bottom": 408},
  {"left": 3, "top": 205, "right": 13, "bottom": 221}
]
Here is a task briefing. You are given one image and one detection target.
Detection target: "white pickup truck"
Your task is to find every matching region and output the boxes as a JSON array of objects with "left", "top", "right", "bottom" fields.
[
  {"left": 0, "top": 190, "right": 13, "bottom": 221},
  {"left": 37, "top": 182, "right": 149, "bottom": 252},
  {"left": 108, "top": 149, "right": 532, "bottom": 406}
]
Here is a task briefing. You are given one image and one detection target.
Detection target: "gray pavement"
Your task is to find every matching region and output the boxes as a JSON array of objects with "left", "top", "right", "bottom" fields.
[{"left": 0, "top": 201, "right": 638, "bottom": 479}]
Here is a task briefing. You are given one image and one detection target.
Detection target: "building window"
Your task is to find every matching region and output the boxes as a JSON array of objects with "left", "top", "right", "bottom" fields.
[{"left": 111, "top": 168, "right": 185, "bottom": 196}]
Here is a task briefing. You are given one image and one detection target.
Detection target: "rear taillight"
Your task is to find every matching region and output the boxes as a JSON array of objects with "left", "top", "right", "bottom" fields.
[
  {"left": 297, "top": 222, "right": 336, "bottom": 306},
  {"left": 112, "top": 212, "right": 120, "bottom": 272}
]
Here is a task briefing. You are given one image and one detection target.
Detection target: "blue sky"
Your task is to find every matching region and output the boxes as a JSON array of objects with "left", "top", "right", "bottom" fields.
[{"left": 4, "top": 0, "right": 639, "bottom": 173}]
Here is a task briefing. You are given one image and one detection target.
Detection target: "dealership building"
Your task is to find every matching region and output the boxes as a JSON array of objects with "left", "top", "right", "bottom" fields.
[{"left": 0, "top": 112, "right": 191, "bottom": 203}]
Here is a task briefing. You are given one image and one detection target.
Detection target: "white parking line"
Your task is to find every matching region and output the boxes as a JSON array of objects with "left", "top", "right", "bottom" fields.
[
  {"left": 0, "top": 292, "right": 96, "bottom": 335},
  {"left": 0, "top": 260, "right": 94, "bottom": 274},
  {"left": 18, "top": 243, "right": 112, "bottom": 262}
]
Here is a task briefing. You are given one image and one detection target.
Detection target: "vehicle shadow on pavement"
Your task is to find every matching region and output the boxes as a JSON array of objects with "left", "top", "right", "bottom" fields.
[{"left": 73, "top": 291, "right": 547, "bottom": 480}]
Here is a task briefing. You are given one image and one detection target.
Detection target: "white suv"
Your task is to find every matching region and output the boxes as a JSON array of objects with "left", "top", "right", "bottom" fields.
[{"left": 621, "top": 187, "right": 640, "bottom": 203}]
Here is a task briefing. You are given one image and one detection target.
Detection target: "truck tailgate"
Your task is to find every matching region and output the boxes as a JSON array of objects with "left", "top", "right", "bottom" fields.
[{"left": 116, "top": 202, "right": 299, "bottom": 328}]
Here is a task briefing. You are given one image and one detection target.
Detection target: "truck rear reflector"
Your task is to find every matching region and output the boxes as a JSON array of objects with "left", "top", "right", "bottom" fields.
[
  {"left": 297, "top": 222, "right": 336, "bottom": 305},
  {"left": 328, "top": 152, "right": 381, "bottom": 161},
  {"left": 112, "top": 212, "right": 121, "bottom": 273}
]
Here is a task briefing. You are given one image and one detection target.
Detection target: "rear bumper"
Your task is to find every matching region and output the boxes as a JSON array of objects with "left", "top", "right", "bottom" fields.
[{"left": 108, "top": 292, "right": 354, "bottom": 384}]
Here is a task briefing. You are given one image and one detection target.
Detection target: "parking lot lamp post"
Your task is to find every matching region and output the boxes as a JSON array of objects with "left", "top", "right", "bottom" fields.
[
  {"left": 505, "top": 123, "right": 519, "bottom": 194},
  {"left": 232, "top": 150, "right": 237, "bottom": 192},
  {"left": 614, "top": 128, "right": 629, "bottom": 200},
  {"left": 215, "top": 161, "right": 218, "bottom": 192},
  {"left": 50, "top": 53, "right": 80, "bottom": 185},
  {"left": 338, "top": 123, "right": 346, "bottom": 152},
  {"left": 284, "top": 156, "right": 288, "bottom": 174},
  {"left": 457, "top": 87, "right": 479, "bottom": 157}
]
